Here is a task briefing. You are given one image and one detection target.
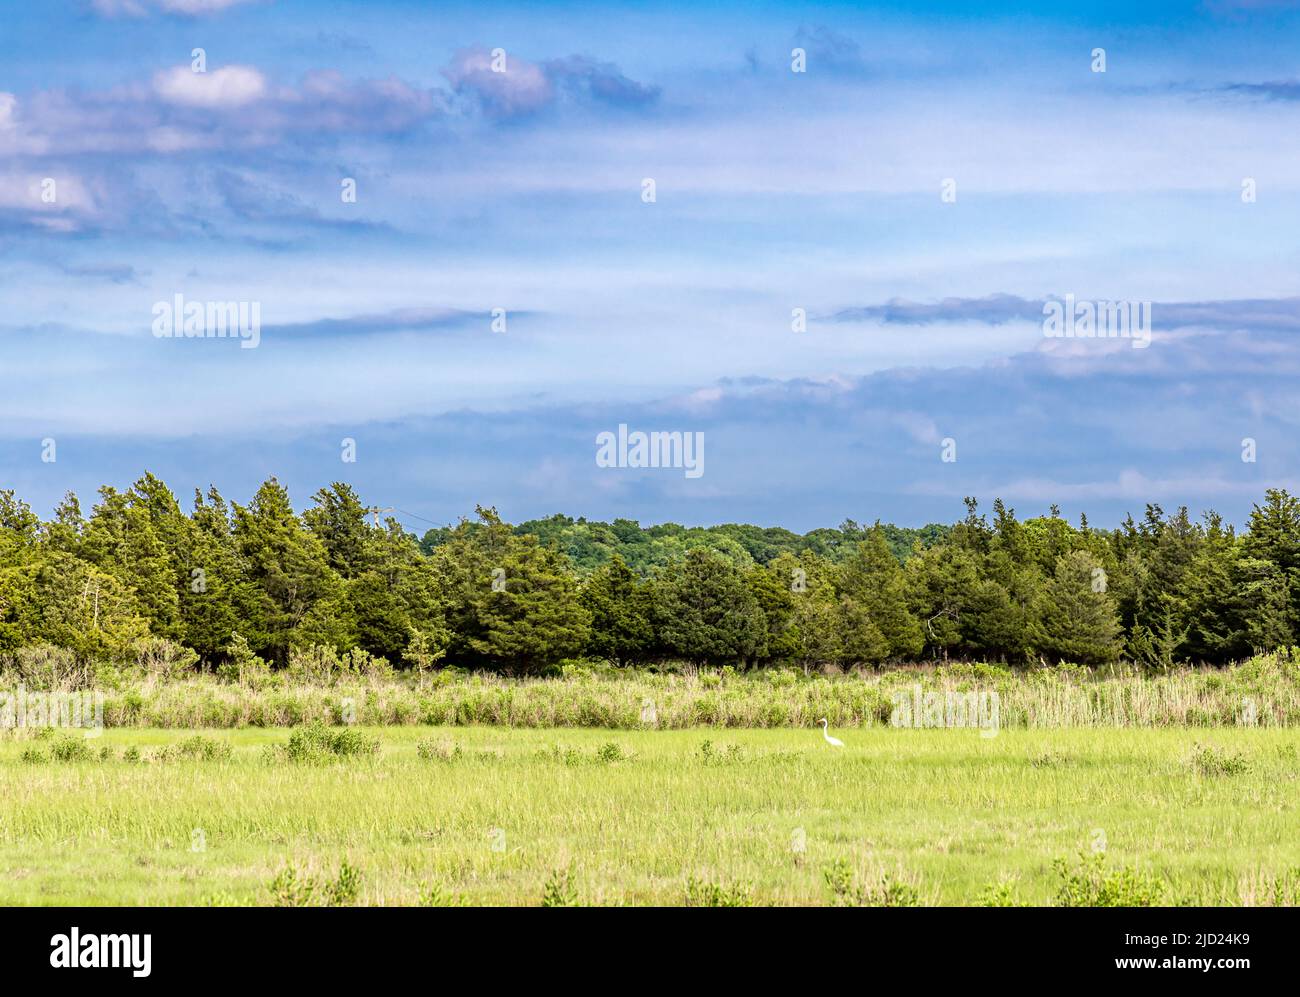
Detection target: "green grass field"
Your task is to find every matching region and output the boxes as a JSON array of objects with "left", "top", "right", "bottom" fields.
[{"left": 2, "top": 725, "right": 1297, "bottom": 906}]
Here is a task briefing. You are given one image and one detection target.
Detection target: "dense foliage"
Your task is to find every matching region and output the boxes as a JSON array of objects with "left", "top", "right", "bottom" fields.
[{"left": 3, "top": 473, "right": 1300, "bottom": 673}]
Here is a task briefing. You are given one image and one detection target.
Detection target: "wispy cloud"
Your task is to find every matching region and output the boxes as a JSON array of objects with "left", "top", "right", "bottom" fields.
[
  {"left": 831, "top": 295, "right": 1300, "bottom": 335},
  {"left": 0, "top": 66, "right": 444, "bottom": 158},
  {"left": 831, "top": 295, "right": 1047, "bottom": 326},
  {"left": 263, "top": 307, "right": 487, "bottom": 339},
  {"left": 92, "top": 0, "right": 262, "bottom": 17},
  {"left": 60, "top": 262, "right": 143, "bottom": 284},
  {"left": 442, "top": 46, "right": 659, "bottom": 118},
  {"left": 1219, "top": 79, "right": 1300, "bottom": 100}
]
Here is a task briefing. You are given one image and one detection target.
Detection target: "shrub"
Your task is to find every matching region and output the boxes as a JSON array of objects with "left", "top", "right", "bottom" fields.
[
  {"left": 683, "top": 876, "right": 752, "bottom": 907},
  {"left": 133, "top": 637, "right": 199, "bottom": 682},
  {"left": 697, "top": 739, "right": 742, "bottom": 764},
  {"left": 596, "top": 741, "right": 625, "bottom": 762},
  {"left": 404, "top": 627, "right": 449, "bottom": 677},
  {"left": 218, "top": 634, "right": 271, "bottom": 689},
  {"left": 418, "top": 883, "right": 467, "bottom": 907},
  {"left": 276, "top": 722, "right": 379, "bottom": 763},
  {"left": 977, "top": 880, "right": 1029, "bottom": 907},
  {"left": 49, "top": 733, "right": 93, "bottom": 762},
  {"left": 1053, "top": 853, "right": 1165, "bottom": 907},
  {"left": 1188, "top": 742, "right": 1251, "bottom": 777},
  {"left": 540, "top": 868, "right": 579, "bottom": 907},
  {"left": 267, "top": 860, "right": 362, "bottom": 907},
  {"left": 7, "top": 644, "right": 89, "bottom": 690},
  {"left": 285, "top": 645, "right": 336, "bottom": 684},
  {"left": 823, "top": 859, "right": 921, "bottom": 907},
  {"left": 173, "top": 735, "right": 232, "bottom": 762},
  {"left": 328, "top": 860, "right": 362, "bottom": 905},
  {"left": 1238, "top": 868, "right": 1300, "bottom": 907},
  {"left": 416, "top": 737, "right": 460, "bottom": 761},
  {"left": 547, "top": 745, "right": 585, "bottom": 766},
  {"left": 149, "top": 736, "right": 231, "bottom": 763},
  {"left": 267, "top": 865, "right": 316, "bottom": 907},
  {"left": 287, "top": 645, "right": 394, "bottom": 685}
]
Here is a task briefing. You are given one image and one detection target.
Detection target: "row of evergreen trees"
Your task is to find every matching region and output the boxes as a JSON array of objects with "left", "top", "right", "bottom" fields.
[{"left": 1, "top": 473, "right": 1298, "bottom": 672}]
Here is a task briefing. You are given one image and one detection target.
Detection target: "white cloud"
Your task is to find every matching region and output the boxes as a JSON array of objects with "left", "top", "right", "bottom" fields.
[
  {"left": 443, "top": 47, "right": 553, "bottom": 117},
  {"left": 159, "top": 0, "right": 258, "bottom": 11},
  {"left": 153, "top": 64, "right": 266, "bottom": 108},
  {"left": 0, "top": 171, "right": 103, "bottom": 230},
  {"left": 93, "top": 0, "right": 259, "bottom": 17}
]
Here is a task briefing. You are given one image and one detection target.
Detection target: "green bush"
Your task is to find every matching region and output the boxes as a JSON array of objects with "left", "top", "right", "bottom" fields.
[
  {"left": 217, "top": 634, "right": 271, "bottom": 689},
  {"left": 977, "top": 880, "right": 1029, "bottom": 907},
  {"left": 416, "top": 737, "right": 461, "bottom": 761},
  {"left": 418, "top": 883, "right": 467, "bottom": 907},
  {"left": 146, "top": 735, "right": 231, "bottom": 763},
  {"left": 683, "top": 876, "right": 753, "bottom": 907},
  {"left": 540, "top": 867, "right": 579, "bottom": 907},
  {"left": 1053, "top": 853, "right": 1166, "bottom": 907},
  {"left": 267, "top": 860, "right": 362, "bottom": 907},
  {"left": 596, "top": 741, "right": 625, "bottom": 762},
  {"left": 823, "top": 859, "right": 921, "bottom": 907},
  {"left": 49, "top": 733, "right": 93, "bottom": 762},
  {"left": 276, "top": 722, "right": 379, "bottom": 763},
  {"left": 1188, "top": 742, "right": 1251, "bottom": 777}
]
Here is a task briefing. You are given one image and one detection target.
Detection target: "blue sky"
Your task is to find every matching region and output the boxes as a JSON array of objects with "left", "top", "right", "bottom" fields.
[{"left": 3, "top": 0, "right": 1300, "bottom": 531}]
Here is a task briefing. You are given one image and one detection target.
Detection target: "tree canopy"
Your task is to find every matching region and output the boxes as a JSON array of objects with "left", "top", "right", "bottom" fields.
[{"left": 2, "top": 476, "right": 1298, "bottom": 673}]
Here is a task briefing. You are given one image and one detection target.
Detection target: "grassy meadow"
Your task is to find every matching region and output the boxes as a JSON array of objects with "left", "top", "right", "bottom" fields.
[{"left": 2, "top": 724, "right": 1298, "bottom": 906}]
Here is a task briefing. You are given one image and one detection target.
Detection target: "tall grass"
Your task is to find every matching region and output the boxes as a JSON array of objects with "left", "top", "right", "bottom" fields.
[{"left": 3, "top": 650, "right": 1296, "bottom": 730}]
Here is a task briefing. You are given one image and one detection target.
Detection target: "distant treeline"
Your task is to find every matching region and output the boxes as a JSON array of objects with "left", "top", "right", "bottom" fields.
[
  {"left": 420, "top": 515, "right": 951, "bottom": 572},
  {"left": 2, "top": 473, "right": 1298, "bottom": 672}
]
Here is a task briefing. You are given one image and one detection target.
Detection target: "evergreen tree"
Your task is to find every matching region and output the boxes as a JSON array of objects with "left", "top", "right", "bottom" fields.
[
  {"left": 745, "top": 564, "right": 798, "bottom": 663},
  {"left": 0, "top": 551, "right": 148, "bottom": 659},
  {"left": 303, "top": 483, "right": 378, "bottom": 579},
  {"left": 345, "top": 570, "right": 412, "bottom": 660},
  {"left": 42, "top": 492, "right": 86, "bottom": 556},
  {"left": 181, "top": 487, "right": 243, "bottom": 662},
  {"left": 904, "top": 541, "right": 980, "bottom": 658},
  {"left": 1032, "top": 551, "right": 1122, "bottom": 665},
  {"left": 580, "top": 554, "right": 653, "bottom": 665},
  {"left": 231, "top": 478, "right": 339, "bottom": 664},
  {"left": 770, "top": 551, "right": 842, "bottom": 669},
  {"left": 835, "top": 595, "right": 890, "bottom": 664},
  {"left": 650, "top": 548, "right": 765, "bottom": 665},
  {"left": 83, "top": 486, "right": 181, "bottom": 640},
  {"left": 472, "top": 537, "right": 590, "bottom": 672},
  {"left": 837, "top": 525, "right": 924, "bottom": 660},
  {"left": 0, "top": 490, "right": 42, "bottom": 568},
  {"left": 1179, "top": 513, "right": 1249, "bottom": 662}
]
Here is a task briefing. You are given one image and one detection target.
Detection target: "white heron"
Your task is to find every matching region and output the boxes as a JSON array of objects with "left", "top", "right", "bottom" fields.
[{"left": 818, "top": 717, "right": 844, "bottom": 748}]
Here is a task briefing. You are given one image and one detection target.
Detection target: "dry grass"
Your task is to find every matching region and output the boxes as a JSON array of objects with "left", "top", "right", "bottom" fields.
[{"left": 3, "top": 651, "right": 1295, "bottom": 731}]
